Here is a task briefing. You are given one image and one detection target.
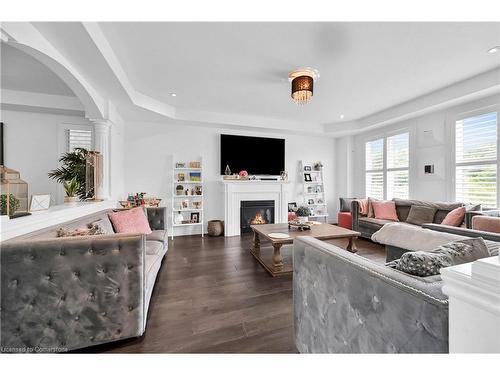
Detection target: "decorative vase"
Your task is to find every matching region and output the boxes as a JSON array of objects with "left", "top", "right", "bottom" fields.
[
  {"left": 225, "top": 165, "right": 231, "bottom": 175},
  {"left": 64, "top": 196, "right": 78, "bottom": 204},
  {"left": 297, "top": 216, "right": 308, "bottom": 224},
  {"left": 207, "top": 220, "right": 224, "bottom": 236},
  {"left": 174, "top": 212, "right": 184, "bottom": 224}
]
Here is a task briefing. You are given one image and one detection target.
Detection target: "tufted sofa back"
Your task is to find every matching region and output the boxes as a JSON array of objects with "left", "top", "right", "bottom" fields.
[{"left": 1, "top": 233, "right": 146, "bottom": 352}]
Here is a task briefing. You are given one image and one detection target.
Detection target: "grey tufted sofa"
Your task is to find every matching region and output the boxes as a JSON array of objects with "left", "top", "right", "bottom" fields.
[
  {"left": 1, "top": 207, "right": 168, "bottom": 352},
  {"left": 293, "top": 237, "right": 449, "bottom": 353}
]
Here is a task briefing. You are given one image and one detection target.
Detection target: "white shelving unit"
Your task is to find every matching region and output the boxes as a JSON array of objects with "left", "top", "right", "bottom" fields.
[
  {"left": 299, "top": 160, "right": 328, "bottom": 223},
  {"left": 171, "top": 157, "right": 204, "bottom": 240}
]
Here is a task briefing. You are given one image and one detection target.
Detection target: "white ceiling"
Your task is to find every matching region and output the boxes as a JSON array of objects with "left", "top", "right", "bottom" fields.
[
  {"left": 1, "top": 43, "right": 75, "bottom": 96},
  {"left": 98, "top": 22, "right": 500, "bottom": 123}
]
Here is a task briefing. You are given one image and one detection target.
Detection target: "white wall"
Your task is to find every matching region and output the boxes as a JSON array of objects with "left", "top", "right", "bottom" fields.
[
  {"left": 335, "top": 94, "right": 500, "bottom": 210},
  {"left": 1, "top": 109, "right": 92, "bottom": 205},
  {"left": 123, "top": 120, "right": 336, "bottom": 235}
]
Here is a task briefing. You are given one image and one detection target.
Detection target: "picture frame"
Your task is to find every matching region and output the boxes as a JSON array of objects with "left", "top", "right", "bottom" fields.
[
  {"left": 181, "top": 200, "right": 189, "bottom": 209},
  {"left": 189, "top": 172, "right": 201, "bottom": 182},
  {"left": 175, "top": 162, "right": 186, "bottom": 168},
  {"left": 288, "top": 202, "right": 297, "bottom": 212},
  {"left": 190, "top": 212, "right": 200, "bottom": 223},
  {"left": 29, "top": 194, "right": 51, "bottom": 211},
  {"left": 189, "top": 161, "right": 201, "bottom": 169},
  {"left": 177, "top": 172, "right": 185, "bottom": 181},
  {"left": 304, "top": 173, "right": 312, "bottom": 182},
  {"left": 192, "top": 201, "right": 202, "bottom": 209},
  {"left": 304, "top": 165, "right": 312, "bottom": 171}
]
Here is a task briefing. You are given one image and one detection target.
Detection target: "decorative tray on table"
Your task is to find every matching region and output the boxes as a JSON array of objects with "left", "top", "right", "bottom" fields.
[{"left": 288, "top": 221, "right": 312, "bottom": 231}]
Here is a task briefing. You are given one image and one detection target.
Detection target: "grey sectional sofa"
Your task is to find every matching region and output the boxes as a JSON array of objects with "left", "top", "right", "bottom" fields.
[
  {"left": 352, "top": 198, "right": 465, "bottom": 239},
  {"left": 293, "top": 236, "right": 449, "bottom": 353},
  {"left": 0, "top": 207, "right": 167, "bottom": 352}
]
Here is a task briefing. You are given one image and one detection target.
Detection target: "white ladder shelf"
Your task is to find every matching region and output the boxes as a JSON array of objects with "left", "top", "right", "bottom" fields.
[{"left": 299, "top": 160, "right": 328, "bottom": 223}]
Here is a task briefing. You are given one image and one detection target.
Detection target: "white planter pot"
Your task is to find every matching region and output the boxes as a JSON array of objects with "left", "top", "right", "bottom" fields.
[{"left": 297, "top": 216, "right": 308, "bottom": 224}]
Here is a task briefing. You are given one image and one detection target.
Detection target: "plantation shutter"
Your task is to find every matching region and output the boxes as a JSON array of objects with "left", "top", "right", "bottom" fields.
[
  {"left": 365, "top": 138, "right": 384, "bottom": 199},
  {"left": 455, "top": 111, "right": 498, "bottom": 207},
  {"left": 66, "top": 129, "right": 93, "bottom": 152}
]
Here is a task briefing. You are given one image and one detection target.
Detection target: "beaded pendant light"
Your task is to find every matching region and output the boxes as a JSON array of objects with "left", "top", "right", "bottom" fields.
[{"left": 288, "top": 68, "right": 319, "bottom": 105}]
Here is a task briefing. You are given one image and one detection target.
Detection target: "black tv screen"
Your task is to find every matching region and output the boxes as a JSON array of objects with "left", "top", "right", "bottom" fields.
[{"left": 220, "top": 134, "right": 285, "bottom": 175}]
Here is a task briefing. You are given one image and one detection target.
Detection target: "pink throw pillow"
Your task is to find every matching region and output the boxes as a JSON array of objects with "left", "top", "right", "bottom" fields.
[
  {"left": 372, "top": 200, "right": 399, "bottom": 221},
  {"left": 441, "top": 206, "right": 466, "bottom": 227},
  {"left": 108, "top": 207, "right": 152, "bottom": 234}
]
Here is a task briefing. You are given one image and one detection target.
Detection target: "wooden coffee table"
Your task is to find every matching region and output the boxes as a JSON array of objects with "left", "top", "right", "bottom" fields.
[{"left": 250, "top": 223, "right": 360, "bottom": 277}]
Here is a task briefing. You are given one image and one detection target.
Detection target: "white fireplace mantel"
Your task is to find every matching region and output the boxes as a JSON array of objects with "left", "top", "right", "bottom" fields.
[{"left": 222, "top": 180, "right": 289, "bottom": 237}]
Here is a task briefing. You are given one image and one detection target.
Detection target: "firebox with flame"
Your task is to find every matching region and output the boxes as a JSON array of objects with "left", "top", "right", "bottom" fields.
[{"left": 250, "top": 212, "right": 267, "bottom": 225}]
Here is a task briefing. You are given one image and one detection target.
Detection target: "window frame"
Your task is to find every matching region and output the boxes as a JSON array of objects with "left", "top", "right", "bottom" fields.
[
  {"left": 364, "top": 130, "right": 411, "bottom": 200},
  {"left": 451, "top": 105, "right": 499, "bottom": 207}
]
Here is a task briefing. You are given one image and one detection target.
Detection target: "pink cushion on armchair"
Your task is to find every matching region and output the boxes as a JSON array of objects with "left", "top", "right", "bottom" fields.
[
  {"left": 372, "top": 200, "right": 399, "bottom": 221},
  {"left": 472, "top": 215, "right": 500, "bottom": 233},
  {"left": 108, "top": 207, "right": 152, "bottom": 234}
]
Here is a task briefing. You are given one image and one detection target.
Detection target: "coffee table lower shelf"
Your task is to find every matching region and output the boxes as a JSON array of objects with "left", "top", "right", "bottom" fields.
[{"left": 250, "top": 246, "right": 293, "bottom": 277}]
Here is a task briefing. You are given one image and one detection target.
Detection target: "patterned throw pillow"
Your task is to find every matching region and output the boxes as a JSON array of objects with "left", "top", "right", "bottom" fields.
[
  {"left": 387, "top": 238, "right": 490, "bottom": 277},
  {"left": 57, "top": 223, "right": 105, "bottom": 237}
]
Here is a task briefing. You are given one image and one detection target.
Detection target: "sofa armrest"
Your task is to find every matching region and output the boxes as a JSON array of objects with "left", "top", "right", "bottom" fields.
[
  {"left": 351, "top": 200, "right": 360, "bottom": 232},
  {"left": 1, "top": 233, "right": 145, "bottom": 351},
  {"left": 293, "top": 236, "right": 448, "bottom": 353},
  {"left": 465, "top": 209, "right": 500, "bottom": 228},
  {"left": 422, "top": 223, "right": 500, "bottom": 243},
  {"left": 146, "top": 207, "right": 166, "bottom": 231}
]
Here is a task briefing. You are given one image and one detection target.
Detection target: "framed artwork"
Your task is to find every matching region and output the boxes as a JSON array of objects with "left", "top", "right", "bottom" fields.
[
  {"left": 189, "top": 161, "right": 201, "bottom": 168},
  {"left": 30, "top": 194, "right": 51, "bottom": 211},
  {"left": 304, "top": 173, "right": 312, "bottom": 182},
  {"left": 288, "top": 202, "right": 297, "bottom": 212},
  {"left": 175, "top": 162, "right": 186, "bottom": 168},
  {"left": 189, "top": 172, "right": 202, "bottom": 181},
  {"left": 304, "top": 165, "right": 312, "bottom": 171},
  {"left": 190, "top": 212, "right": 200, "bottom": 223},
  {"left": 177, "top": 173, "right": 185, "bottom": 181},
  {"left": 192, "top": 201, "right": 202, "bottom": 209}
]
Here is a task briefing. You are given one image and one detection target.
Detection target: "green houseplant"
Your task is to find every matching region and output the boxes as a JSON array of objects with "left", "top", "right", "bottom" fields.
[
  {"left": 296, "top": 205, "right": 311, "bottom": 224},
  {"left": 63, "top": 177, "right": 80, "bottom": 204},
  {"left": 0, "top": 193, "right": 20, "bottom": 216},
  {"left": 48, "top": 147, "right": 90, "bottom": 200}
]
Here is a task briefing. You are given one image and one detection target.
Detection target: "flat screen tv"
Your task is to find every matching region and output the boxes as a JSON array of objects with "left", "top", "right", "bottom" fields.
[{"left": 220, "top": 134, "right": 285, "bottom": 175}]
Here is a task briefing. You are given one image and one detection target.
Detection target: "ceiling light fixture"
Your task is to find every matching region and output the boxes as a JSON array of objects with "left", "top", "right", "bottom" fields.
[
  {"left": 288, "top": 68, "right": 319, "bottom": 105},
  {"left": 340, "top": 114, "right": 345, "bottom": 119},
  {"left": 487, "top": 46, "right": 500, "bottom": 54},
  {"left": 170, "top": 93, "right": 177, "bottom": 97}
]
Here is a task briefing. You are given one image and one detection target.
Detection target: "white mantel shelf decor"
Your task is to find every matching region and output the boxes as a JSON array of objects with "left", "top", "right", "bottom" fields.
[{"left": 222, "top": 179, "right": 289, "bottom": 237}]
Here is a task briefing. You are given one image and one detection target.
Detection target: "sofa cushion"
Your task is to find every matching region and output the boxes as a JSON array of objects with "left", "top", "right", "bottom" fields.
[
  {"left": 339, "top": 197, "right": 356, "bottom": 212},
  {"left": 108, "top": 207, "right": 152, "bottom": 234},
  {"left": 405, "top": 205, "right": 437, "bottom": 226},
  {"left": 392, "top": 199, "right": 463, "bottom": 223},
  {"left": 367, "top": 197, "right": 380, "bottom": 218},
  {"left": 146, "top": 240, "right": 163, "bottom": 255},
  {"left": 387, "top": 238, "right": 490, "bottom": 277},
  {"left": 441, "top": 206, "right": 466, "bottom": 227},
  {"left": 372, "top": 200, "right": 399, "bottom": 221},
  {"left": 337, "top": 212, "right": 352, "bottom": 229},
  {"left": 146, "top": 230, "right": 167, "bottom": 244}
]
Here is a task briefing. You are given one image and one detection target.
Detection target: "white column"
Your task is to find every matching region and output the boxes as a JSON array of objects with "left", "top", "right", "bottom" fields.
[
  {"left": 91, "top": 119, "right": 112, "bottom": 200},
  {"left": 441, "top": 255, "right": 500, "bottom": 353}
]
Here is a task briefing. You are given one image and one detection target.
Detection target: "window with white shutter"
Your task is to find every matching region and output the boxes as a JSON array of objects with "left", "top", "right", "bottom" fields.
[
  {"left": 66, "top": 129, "right": 93, "bottom": 152},
  {"left": 365, "top": 132, "right": 409, "bottom": 200},
  {"left": 455, "top": 111, "right": 498, "bottom": 207}
]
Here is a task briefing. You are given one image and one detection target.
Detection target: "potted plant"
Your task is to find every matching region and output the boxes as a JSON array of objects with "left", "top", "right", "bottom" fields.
[
  {"left": 296, "top": 206, "right": 311, "bottom": 224},
  {"left": 63, "top": 177, "right": 80, "bottom": 204},
  {"left": 176, "top": 185, "right": 184, "bottom": 195},
  {"left": 1, "top": 193, "right": 20, "bottom": 216},
  {"left": 48, "top": 148, "right": 91, "bottom": 200},
  {"left": 313, "top": 161, "right": 323, "bottom": 171}
]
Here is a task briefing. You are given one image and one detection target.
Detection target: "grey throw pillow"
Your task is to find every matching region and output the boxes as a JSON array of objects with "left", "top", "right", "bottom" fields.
[
  {"left": 339, "top": 198, "right": 356, "bottom": 212},
  {"left": 405, "top": 205, "right": 437, "bottom": 225},
  {"left": 387, "top": 238, "right": 490, "bottom": 277}
]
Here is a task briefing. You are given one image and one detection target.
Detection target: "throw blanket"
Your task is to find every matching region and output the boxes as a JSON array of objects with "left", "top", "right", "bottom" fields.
[
  {"left": 354, "top": 198, "right": 369, "bottom": 215},
  {"left": 371, "top": 222, "right": 465, "bottom": 252}
]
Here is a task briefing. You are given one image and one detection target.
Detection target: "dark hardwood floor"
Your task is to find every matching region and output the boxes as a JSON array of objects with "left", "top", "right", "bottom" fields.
[{"left": 96, "top": 231, "right": 384, "bottom": 353}]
